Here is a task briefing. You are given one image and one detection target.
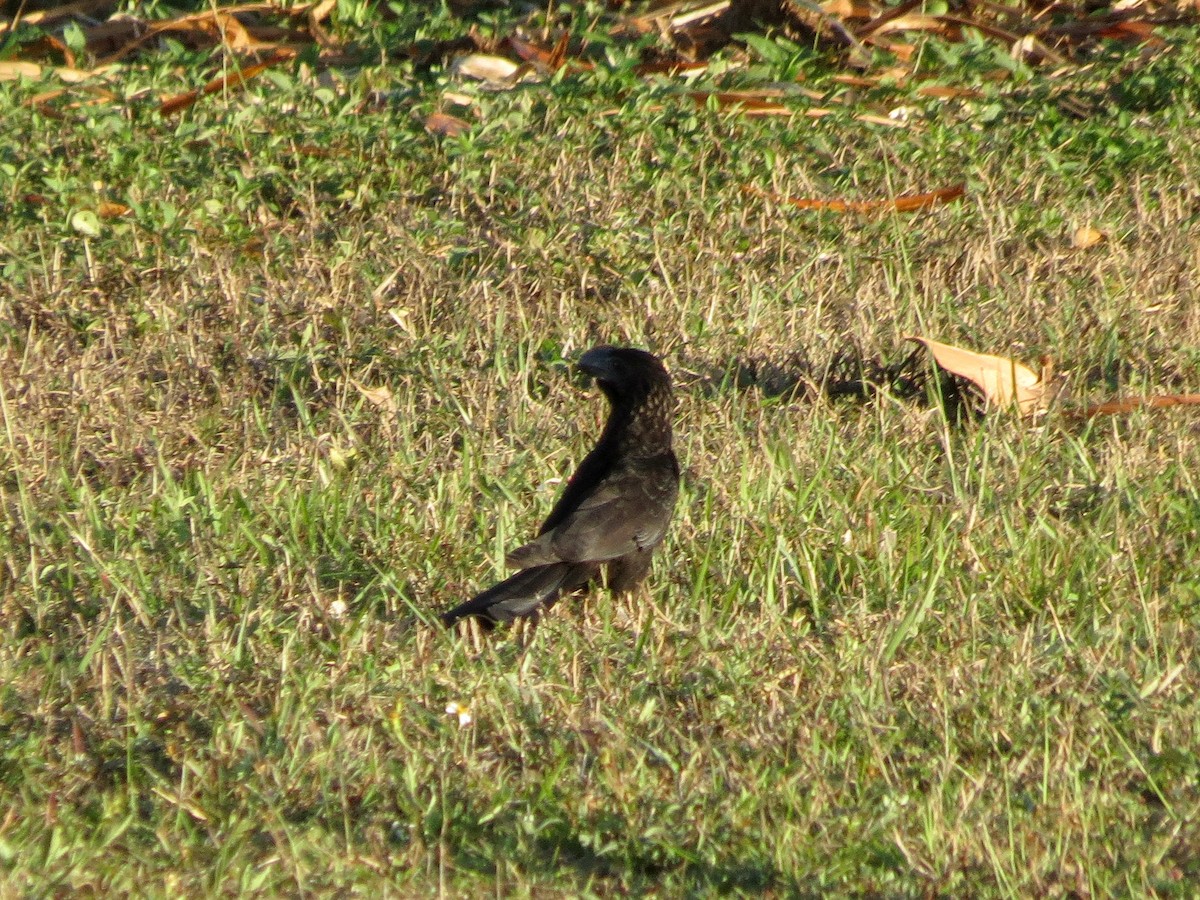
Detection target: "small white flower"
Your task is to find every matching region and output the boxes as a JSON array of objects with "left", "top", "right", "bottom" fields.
[
  {"left": 329, "top": 599, "right": 348, "bottom": 619},
  {"left": 445, "top": 702, "right": 473, "bottom": 727}
]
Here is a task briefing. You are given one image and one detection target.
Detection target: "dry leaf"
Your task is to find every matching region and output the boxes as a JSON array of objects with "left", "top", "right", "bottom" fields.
[
  {"left": 821, "top": 0, "right": 876, "bottom": 18},
  {"left": 159, "top": 53, "right": 288, "bottom": 116},
  {"left": 831, "top": 73, "right": 878, "bottom": 87},
  {"left": 0, "top": 61, "right": 44, "bottom": 81},
  {"left": 669, "top": 0, "right": 732, "bottom": 30},
  {"left": 309, "top": 0, "right": 337, "bottom": 24},
  {"left": 97, "top": 7, "right": 316, "bottom": 66},
  {"left": 208, "top": 12, "right": 261, "bottom": 51},
  {"left": 688, "top": 90, "right": 794, "bottom": 116},
  {"left": 354, "top": 382, "right": 397, "bottom": 413},
  {"left": 857, "top": 0, "right": 924, "bottom": 37},
  {"left": 0, "top": 0, "right": 109, "bottom": 34},
  {"left": 865, "top": 37, "right": 916, "bottom": 61},
  {"left": 1009, "top": 34, "right": 1066, "bottom": 65},
  {"left": 871, "top": 14, "right": 949, "bottom": 37},
  {"left": 1095, "top": 20, "right": 1164, "bottom": 46},
  {"left": 0, "top": 60, "right": 103, "bottom": 82},
  {"left": 1075, "top": 394, "right": 1200, "bottom": 418},
  {"left": 917, "top": 84, "right": 984, "bottom": 100},
  {"left": 451, "top": 53, "right": 523, "bottom": 86},
  {"left": 97, "top": 201, "right": 131, "bottom": 219},
  {"left": 1071, "top": 225, "right": 1106, "bottom": 249},
  {"left": 909, "top": 336, "right": 1046, "bottom": 416},
  {"left": 633, "top": 59, "right": 711, "bottom": 76},
  {"left": 307, "top": 0, "right": 337, "bottom": 47},
  {"left": 746, "top": 183, "right": 965, "bottom": 213},
  {"left": 425, "top": 112, "right": 471, "bottom": 137},
  {"left": 506, "top": 33, "right": 583, "bottom": 72}
]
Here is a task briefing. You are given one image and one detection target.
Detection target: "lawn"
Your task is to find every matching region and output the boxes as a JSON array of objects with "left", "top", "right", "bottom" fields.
[{"left": 1, "top": 2, "right": 1199, "bottom": 895}]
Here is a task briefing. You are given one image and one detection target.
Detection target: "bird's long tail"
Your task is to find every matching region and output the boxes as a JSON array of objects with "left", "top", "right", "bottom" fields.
[{"left": 440, "top": 562, "right": 598, "bottom": 627}]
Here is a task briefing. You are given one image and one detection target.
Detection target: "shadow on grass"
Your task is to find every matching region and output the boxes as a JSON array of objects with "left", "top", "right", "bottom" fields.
[
  {"left": 441, "top": 802, "right": 818, "bottom": 895},
  {"left": 685, "top": 345, "right": 977, "bottom": 423}
]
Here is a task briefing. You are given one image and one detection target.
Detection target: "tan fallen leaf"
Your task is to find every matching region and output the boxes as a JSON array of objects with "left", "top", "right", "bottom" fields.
[
  {"left": 871, "top": 14, "right": 950, "bottom": 37},
  {"left": 209, "top": 11, "right": 261, "bottom": 51},
  {"left": 1071, "top": 225, "right": 1106, "bottom": 249},
  {"left": 866, "top": 37, "right": 916, "bottom": 61},
  {"left": 425, "top": 112, "right": 471, "bottom": 137},
  {"left": 908, "top": 336, "right": 1047, "bottom": 416},
  {"left": 820, "top": 0, "right": 875, "bottom": 17},
  {"left": 506, "top": 33, "right": 581, "bottom": 73},
  {"left": 354, "top": 381, "right": 397, "bottom": 413},
  {"left": 0, "top": 61, "right": 43, "bottom": 81},
  {"left": 917, "top": 84, "right": 984, "bottom": 100},
  {"left": 450, "top": 53, "right": 525, "bottom": 87},
  {"left": 0, "top": 60, "right": 104, "bottom": 82}
]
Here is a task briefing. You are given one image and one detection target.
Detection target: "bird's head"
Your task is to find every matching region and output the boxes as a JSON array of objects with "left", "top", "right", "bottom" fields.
[{"left": 577, "top": 346, "right": 671, "bottom": 404}]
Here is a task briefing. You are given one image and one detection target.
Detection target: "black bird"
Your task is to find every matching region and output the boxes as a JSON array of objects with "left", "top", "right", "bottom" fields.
[{"left": 441, "top": 346, "right": 680, "bottom": 627}]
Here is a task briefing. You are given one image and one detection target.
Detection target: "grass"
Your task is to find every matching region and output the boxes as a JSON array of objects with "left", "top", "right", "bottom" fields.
[{"left": 2, "top": 8, "right": 1200, "bottom": 895}]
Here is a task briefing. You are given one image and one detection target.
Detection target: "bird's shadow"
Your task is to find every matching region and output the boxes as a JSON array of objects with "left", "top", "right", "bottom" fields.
[{"left": 683, "top": 345, "right": 979, "bottom": 423}]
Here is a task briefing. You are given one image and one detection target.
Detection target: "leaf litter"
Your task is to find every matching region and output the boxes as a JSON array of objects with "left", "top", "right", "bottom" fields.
[
  {"left": 7, "top": 0, "right": 1192, "bottom": 104},
  {"left": 8, "top": 0, "right": 1192, "bottom": 209},
  {"left": 6, "top": 1, "right": 1197, "bottom": 426}
]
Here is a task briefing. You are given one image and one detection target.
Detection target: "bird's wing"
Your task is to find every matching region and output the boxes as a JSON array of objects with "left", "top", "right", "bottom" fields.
[{"left": 506, "top": 461, "right": 677, "bottom": 568}]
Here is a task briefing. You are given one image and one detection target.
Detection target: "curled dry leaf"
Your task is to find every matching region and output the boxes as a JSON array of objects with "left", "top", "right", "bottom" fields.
[{"left": 909, "top": 336, "right": 1047, "bottom": 416}]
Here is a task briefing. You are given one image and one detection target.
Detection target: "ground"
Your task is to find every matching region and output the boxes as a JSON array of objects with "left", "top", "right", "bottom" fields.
[{"left": 1, "top": 4, "right": 1199, "bottom": 895}]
